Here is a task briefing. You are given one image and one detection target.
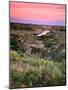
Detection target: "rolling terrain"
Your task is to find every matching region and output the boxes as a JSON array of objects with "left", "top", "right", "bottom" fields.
[{"left": 10, "top": 23, "right": 66, "bottom": 88}]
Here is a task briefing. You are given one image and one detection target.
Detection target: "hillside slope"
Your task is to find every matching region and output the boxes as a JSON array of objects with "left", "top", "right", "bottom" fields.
[{"left": 10, "top": 23, "right": 66, "bottom": 60}]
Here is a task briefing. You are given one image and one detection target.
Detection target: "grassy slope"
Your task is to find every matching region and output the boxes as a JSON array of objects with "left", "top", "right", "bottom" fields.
[{"left": 10, "top": 50, "right": 66, "bottom": 88}]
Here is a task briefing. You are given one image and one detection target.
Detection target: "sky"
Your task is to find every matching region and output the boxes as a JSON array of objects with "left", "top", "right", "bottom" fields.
[{"left": 10, "top": 2, "right": 66, "bottom": 26}]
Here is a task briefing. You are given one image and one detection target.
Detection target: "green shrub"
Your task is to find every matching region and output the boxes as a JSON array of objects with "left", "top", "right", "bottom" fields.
[
  {"left": 10, "top": 50, "right": 22, "bottom": 62},
  {"left": 10, "top": 69, "right": 23, "bottom": 88},
  {"left": 40, "top": 61, "right": 66, "bottom": 86},
  {"left": 23, "top": 66, "right": 40, "bottom": 87}
]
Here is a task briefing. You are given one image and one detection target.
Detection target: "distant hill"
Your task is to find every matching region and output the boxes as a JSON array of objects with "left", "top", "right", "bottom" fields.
[
  {"left": 10, "top": 23, "right": 65, "bottom": 31},
  {"left": 10, "top": 23, "right": 66, "bottom": 60}
]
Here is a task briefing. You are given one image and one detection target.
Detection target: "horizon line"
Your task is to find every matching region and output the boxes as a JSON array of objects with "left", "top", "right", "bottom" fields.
[{"left": 10, "top": 18, "right": 65, "bottom": 26}]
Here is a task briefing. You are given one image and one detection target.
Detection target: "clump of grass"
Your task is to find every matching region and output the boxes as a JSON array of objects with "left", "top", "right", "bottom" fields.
[
  {"left": 10, "top": 50, "right": 22, "bottom": 62},
  {"left": 40, "top": 60, "right": 66, "bottom": 86},
  {"left": 10, "top": 69, "right": 23, "bottom": 88}
]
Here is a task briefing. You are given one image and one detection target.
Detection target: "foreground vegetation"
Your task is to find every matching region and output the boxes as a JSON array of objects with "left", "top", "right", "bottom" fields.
[{"left": 10, "top": 50, "right": 66, "bottom": 88}]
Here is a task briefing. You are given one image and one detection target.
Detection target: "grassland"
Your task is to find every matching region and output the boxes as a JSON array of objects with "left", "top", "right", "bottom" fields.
[{"left": 10, "top": 50, "right": 66, "bottom": 88}]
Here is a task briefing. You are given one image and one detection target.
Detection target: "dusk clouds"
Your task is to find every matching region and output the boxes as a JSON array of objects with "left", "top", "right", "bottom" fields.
[{"left": 10, "top": 2, "right": 66, "bottom": 26}]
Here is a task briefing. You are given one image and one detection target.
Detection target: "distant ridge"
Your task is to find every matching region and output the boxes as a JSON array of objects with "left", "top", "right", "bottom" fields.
[
  {"left": 10, "top": 22, "right": 65, "bottom": 31},
  {"left": 10, "top": 18, "right": 65, "bottom": 26}
]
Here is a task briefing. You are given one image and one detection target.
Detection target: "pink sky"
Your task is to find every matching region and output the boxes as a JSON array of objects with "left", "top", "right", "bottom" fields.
[{"left": 10, "top": 2, "right": 66, "bottom": 26}]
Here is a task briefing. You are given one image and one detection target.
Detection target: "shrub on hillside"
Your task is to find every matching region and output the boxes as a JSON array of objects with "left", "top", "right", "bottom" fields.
[{"left": 10, "top": 50, "right": 22, "bottom": 62}]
